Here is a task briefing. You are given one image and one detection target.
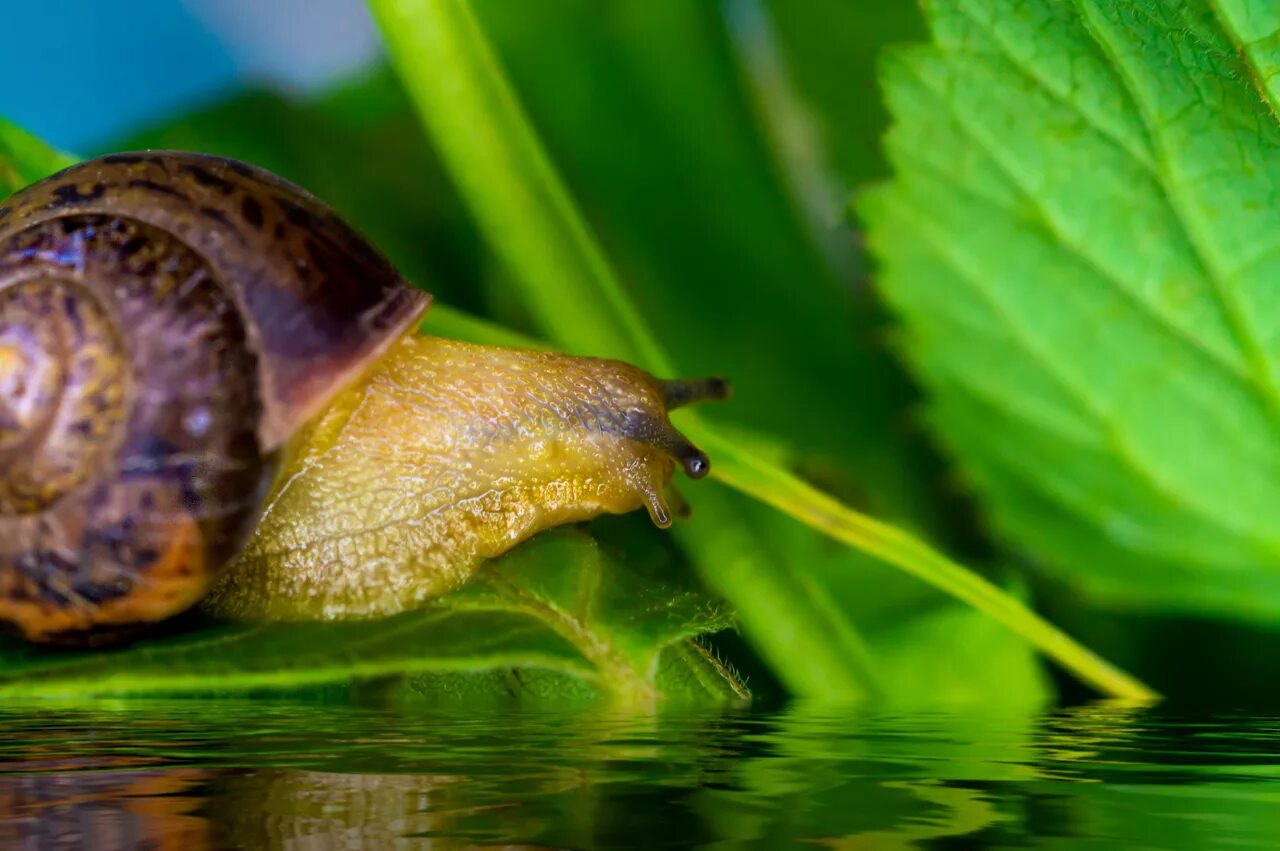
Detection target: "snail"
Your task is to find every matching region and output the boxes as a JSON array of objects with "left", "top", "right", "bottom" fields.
[{"left": 0, "top": 151, "right": 729, "bottom": 644}]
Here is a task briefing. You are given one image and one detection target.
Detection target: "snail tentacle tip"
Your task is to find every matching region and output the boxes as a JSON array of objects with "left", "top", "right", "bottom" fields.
[
  {"left": 656, "top": 427, "right": 712, "bottom": 480},
  {"left": 639, "top": 481, "right": 674, "bottom": 529},
  {"left": 622, "top": 413, "right": 713, "bottom": 481}
]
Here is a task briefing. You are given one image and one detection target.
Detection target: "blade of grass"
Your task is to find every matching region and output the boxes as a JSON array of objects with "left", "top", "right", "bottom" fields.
[
  {"left": 373, "top": 0, "right": 1155, "bottom": 701},
  {"left": 369, "top": 0, "right": 668, "bottom": 370},
  {"left": 693, "top": 429, "right": 1154, "bottom": 700}
]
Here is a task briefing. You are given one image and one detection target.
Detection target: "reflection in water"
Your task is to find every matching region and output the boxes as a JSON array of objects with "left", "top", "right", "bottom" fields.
[
  {"left": 0, "top": 761, "right": 211, "bottom": 850},
  {"left": 0, "top": 702, "right": 1277, "bottom": 849},
  {"left": 209, "top": 770, "right": 490, "bottom": 850}
]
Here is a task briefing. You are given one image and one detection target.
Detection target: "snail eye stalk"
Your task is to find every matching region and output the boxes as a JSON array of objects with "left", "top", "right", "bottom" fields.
[{"left": 659, "top": 376, "right": 732, "bottom": 410}]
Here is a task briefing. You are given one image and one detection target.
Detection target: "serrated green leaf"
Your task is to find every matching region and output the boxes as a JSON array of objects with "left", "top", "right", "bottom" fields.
[
  {"left": 864, "top": 0, "right": 1280, "bottom": 620},
  {"left": 0, "top": 528, "right": 741, "bottom": 702}
]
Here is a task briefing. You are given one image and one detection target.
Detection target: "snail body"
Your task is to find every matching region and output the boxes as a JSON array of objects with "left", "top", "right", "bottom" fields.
[{"left": 0, "top": 152, "right": 726, "bottom": 643}]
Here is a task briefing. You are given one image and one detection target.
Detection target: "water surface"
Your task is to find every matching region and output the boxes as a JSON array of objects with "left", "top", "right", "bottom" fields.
[{"left": 1, "top": 701, "right": 1275, "bottom": 849}]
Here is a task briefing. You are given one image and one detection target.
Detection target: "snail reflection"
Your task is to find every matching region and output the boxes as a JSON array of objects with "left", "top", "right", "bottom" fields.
[{"left": 0, "top": 759, "right": 213, "bottom": 851}]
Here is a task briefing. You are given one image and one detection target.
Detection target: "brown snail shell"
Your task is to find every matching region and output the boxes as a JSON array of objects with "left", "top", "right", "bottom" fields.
[{"left": 0, "top": 152, "right": 427, "bottom": 643}]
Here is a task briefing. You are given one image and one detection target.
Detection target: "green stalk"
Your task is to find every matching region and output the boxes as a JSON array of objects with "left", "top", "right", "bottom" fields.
[
  {"left": 369, "top": 0, "right": 667, "bottom": 369},
  {"left": 693, "top": 429, "right": 1155, "bottom": 700}
]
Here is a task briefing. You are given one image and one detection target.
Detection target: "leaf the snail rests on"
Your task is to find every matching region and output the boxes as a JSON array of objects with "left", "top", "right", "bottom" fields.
[{"left": 0, "top": 152, "right": 728, "bottom": 645}]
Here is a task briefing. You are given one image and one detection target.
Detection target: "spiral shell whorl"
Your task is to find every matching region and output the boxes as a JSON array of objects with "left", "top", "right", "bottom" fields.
[
  {"left": 0, "top": 279, "right": 128, "bottom": 514},
  {"left": 0, "top": 215, "right": 273, "bottom": 641}
]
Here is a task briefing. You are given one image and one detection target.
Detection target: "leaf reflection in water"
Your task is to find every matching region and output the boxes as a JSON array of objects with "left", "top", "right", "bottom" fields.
[{"left": 0, "top": 701, "right": 1277, "bottom": 849}]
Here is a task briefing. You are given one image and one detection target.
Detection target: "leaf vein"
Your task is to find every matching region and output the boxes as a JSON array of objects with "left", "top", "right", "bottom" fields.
[
  {"left": 894, "top": 183, "right": 1280, "bottom": 550},
  {"left": 953, "top": 0, "right": 1158, "bottom": 171},
  {"left": 904, "top": 59, "right": 1253, "bottom": 387},
  {"left": 1075, "top": 0, "right": 1280, "bottom": 417}
]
